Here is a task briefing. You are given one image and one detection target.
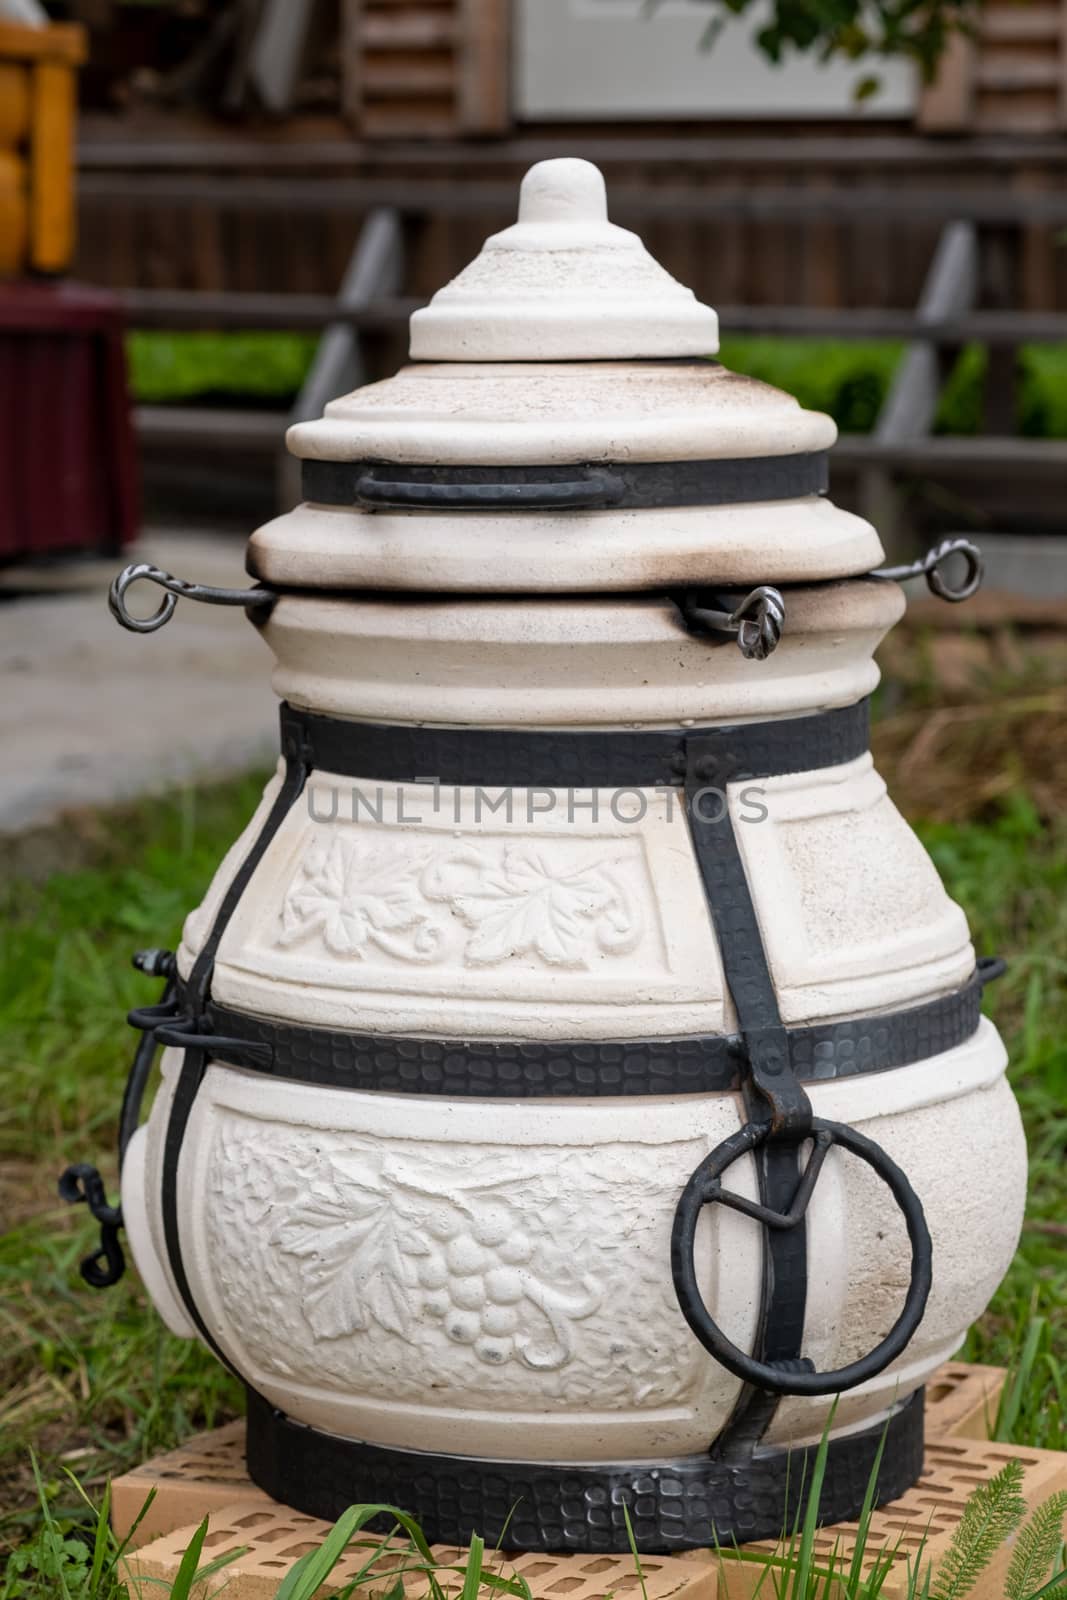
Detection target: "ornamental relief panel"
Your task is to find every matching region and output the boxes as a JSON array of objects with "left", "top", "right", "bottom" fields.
[
  {"left": 202, "top": 1112, "right": 706, "bottom": 1410},
  {"left": 275, "top": 829, "right": 648, "bottom": 972}
]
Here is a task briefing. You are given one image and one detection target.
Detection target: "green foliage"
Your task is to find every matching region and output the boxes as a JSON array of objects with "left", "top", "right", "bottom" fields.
[
  {"left": 622, "top": 1504, "right": 651, "bottom": 1600},
  {"left": 918, "top": 801, "right": 1067, "bottom": 1451},
  {"left": 1006, "top": 1492, "right": 1067, "bottom": 1600},
  {"left": 273, "top": 1504, "right": 433, "bottom": 1600},
  {"left": 932, "top": 343, "right": 986, "bottom": 436},
  {"left": 0, "top": 781, "right": 263, "bottom": 1540},
  {"left": 711, "top": 1428, "right": 1066, "bottom": 1600},
  {"left": 995, "top": 1317, "right": 1059, "bottom": 1448},
  {"left": 125, "top": 331, "right": 319, "bottom": 404},
  {"left": 718, "top": 337, "right": 904, "bottom": 433},
  {"left": 122, "top": 330, "right": 1067, "bottom": 441},
  {"left": 644, "top": 0, "right": 977, "bottom": 82},
  {"left": 0, "top": 1519, "right": 100, "bottom": 1600},
  {"left": 930, "top": 1458, "right": 1026, "bottom": 1600},
  {"left": 0, "top": 1459, "right": 155, "bottom": 1600},
  {"left": 1029, "top": 1575, "right": 1067, "bottom": 1599},
  {"left": 1019, "top": 346, "right": 1067, "bottom": 440},
  {"left": 720, "top": 339, "right": 1067, "bottom": 439}
]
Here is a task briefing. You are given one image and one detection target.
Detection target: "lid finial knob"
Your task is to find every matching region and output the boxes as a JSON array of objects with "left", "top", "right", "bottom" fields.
[{"left": 517, "top": 158, "right": 609, "bottom": 226}]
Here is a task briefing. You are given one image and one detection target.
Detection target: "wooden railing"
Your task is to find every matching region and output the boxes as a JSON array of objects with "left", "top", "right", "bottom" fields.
[{"left": 123, "top": 204, "right": 1067, "bottom": 530}]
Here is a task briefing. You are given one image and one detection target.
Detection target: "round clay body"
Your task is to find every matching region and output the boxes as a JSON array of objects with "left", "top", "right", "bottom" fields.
[{"left": 122, "top": 581, "right": 1027, "bottom": 1463}]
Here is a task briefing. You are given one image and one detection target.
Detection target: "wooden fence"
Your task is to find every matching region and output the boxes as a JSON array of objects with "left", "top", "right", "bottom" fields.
[
  {"left": 76, "top": 130, "right": 1067, "bottom": 314},
  {"left": 73, "top": 155, "right": 1062, "bottom": 540}
]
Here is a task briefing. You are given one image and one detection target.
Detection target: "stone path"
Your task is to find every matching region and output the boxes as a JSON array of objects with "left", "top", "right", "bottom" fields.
[{"left": 0, "top": 531, "right": 277, "bottom": 834}]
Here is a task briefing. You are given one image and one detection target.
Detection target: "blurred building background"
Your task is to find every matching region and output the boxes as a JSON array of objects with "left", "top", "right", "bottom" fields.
[
  {"left": 3, "top": 1, "right": 1067, "bottom": 840},
  {"left": 6, "top": 0, "right": 1067, "bottom": 550}
]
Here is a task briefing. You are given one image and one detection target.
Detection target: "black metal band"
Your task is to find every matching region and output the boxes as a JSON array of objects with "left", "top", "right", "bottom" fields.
[
  {"left": 686, "top": 735, "right": 808, "bottom": 1135},
  {"left": 162, "top": 962, "right": 996, "bottom": 1098},
  {"left": 245, "top": 1385, "right": 924, "bottom": 1554},
  {"left": 301, "top": 452, "right": 829, "bottom": 514},
  {"left": 159, "top": 745, "right": 310, "bottom": 1367},
  {"left": 683, "top": 735, "right": 813, "bottom": 1442},
  {"left": 279, "top": 696, "right": 869, "bottom": 790}
]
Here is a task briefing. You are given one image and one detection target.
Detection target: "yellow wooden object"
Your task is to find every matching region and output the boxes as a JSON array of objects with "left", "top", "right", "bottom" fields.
[
  {"left": 0, "top": 61, "right": 30, "bottom": 145},
  {"left": 0, "top": 147, "right": 27, "bottom": 277},
  {"left": 30, "top": 56, "right": 77, "bottom": 272},
  {"left": 0, "top": 20, "right": 85, "bottom": 277}
]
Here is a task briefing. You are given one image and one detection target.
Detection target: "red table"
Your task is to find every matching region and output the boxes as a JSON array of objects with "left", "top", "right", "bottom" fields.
[{"left": 0, "top": 280, "right": 139, "bottom": 564}]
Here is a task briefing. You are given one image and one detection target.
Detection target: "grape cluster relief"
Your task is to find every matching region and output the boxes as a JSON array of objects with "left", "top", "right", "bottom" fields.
[
  {"left": 270, "top": 1144, "right": 601, "bottom": 1370},
  {"left": 205, "top": 1114, "right": 704, "bottom": 1410}
]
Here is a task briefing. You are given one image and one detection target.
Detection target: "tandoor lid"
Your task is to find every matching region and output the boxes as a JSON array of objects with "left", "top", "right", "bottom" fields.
[
  {"left": 284, "top": 155, "right": 834, "bottom": 470},
  {"left": 409, "top": 157, "right": 719, "bottom": 361},
  {"left": 263, "top": 158, "right": 884, "bottom": 592}
]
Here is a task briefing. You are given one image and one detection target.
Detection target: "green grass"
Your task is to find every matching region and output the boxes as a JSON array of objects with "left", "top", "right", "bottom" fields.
[
  {"left": 0, "top": 780, "right": 269, "bottom": 1540},
  {"left": 125, "top": 330, "right": 1067, "bottom": 438},
  {"left": 125, "top": 331, "right": 319, "bottom": 405},
  {"left": 0, "top": 674, "right": 1064, "bottom": 1581},
  {"left": 917, "top": 797, "right": 1067, "bottom": 1447}
]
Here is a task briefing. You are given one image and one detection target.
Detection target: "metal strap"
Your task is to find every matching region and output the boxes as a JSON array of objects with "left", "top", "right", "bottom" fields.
[
  {"left": 279, "top": 697, "right": 870, "bottom": 790},
  {"left": 301, "top": 451, "right": 829, "bottom": 513},
  {"left": 156, "top": 962, "right": 997, "bottom": 1098},
  {"left": 683, "top": 733, "right": 813, "bottom": 1448},
  {"left": 158, "top": 740, "right": 310, "bottom": 1368},
  {"left": 245, "top": 1384, "right": 924, "bottom": 1553}
]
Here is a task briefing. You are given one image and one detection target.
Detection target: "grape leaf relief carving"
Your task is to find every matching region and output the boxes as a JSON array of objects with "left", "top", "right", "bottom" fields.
[
  {"left": 423, "top": 846, "right": 642, "bottom": 968},
  {"left": 271, "top": 1146, "right": 600, "bottom": 1370},
  {"left": 277, "top": 835, "right": 442, "bottom": 962},
  {"left": 275, "top": 834, "right": 643, "bottom": 970}
]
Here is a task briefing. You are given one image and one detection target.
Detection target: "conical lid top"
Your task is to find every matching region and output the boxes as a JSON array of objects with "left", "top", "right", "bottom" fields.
[{"left": 409, "top": 158, "right": 719, "bottom": 362}]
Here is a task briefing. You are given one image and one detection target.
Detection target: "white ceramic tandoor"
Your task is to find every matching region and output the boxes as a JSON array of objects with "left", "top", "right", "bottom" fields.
[{"left": 93, "top": 159, "right": 1025, "bottom": 1556}]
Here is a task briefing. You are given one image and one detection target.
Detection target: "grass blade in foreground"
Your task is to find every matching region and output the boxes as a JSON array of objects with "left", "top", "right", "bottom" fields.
[
  {"left": 789, "top": 1398, "right": 836, "bottom": 1598},
  {"left": 1025, "top": 1572, "right": 1067, "bottom": 1599},
  {"left": 622, "top": 1504, "right": 650, "bottom": 1600},
  {"left": 164, "top": 1517, "right": 207, "bottom": 1600},
  {"left": 998, "top": 1319, "right": 1049, "bottom": 1444},
  {"left": 273, "top": 1505, "right": 435, "bottom": 1600},
  {"left": 461, "top": 1532, "right": 486, "bottom": 1600}
]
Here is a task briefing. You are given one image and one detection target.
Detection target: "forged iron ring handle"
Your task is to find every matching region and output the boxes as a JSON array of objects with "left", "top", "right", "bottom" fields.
[
  {"left": 354, "top": 470, "right": 625, "bottom": 512},
  {"left": 109, "top": 563, "right": 276, "bottom": 634},
  {"left": 671, "top": 1116, "right": 933, "bottom": 1398}
]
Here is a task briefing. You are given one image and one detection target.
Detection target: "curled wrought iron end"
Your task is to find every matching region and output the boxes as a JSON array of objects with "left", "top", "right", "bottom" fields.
[
  {"left": 875, "top": 537, "right": 984, "bottom": 603},
  {"left": 683, "top": 585, "right": 786, "bottom": 660},
  {"left": 58, "top": 1163, "right": 125, "bottom": 1288},
  {"left": 109, "top": 562, "right": 276, "bottom": 634},
  {"left": 730, "top": 586, "right": 786, "bottom": 660}
]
